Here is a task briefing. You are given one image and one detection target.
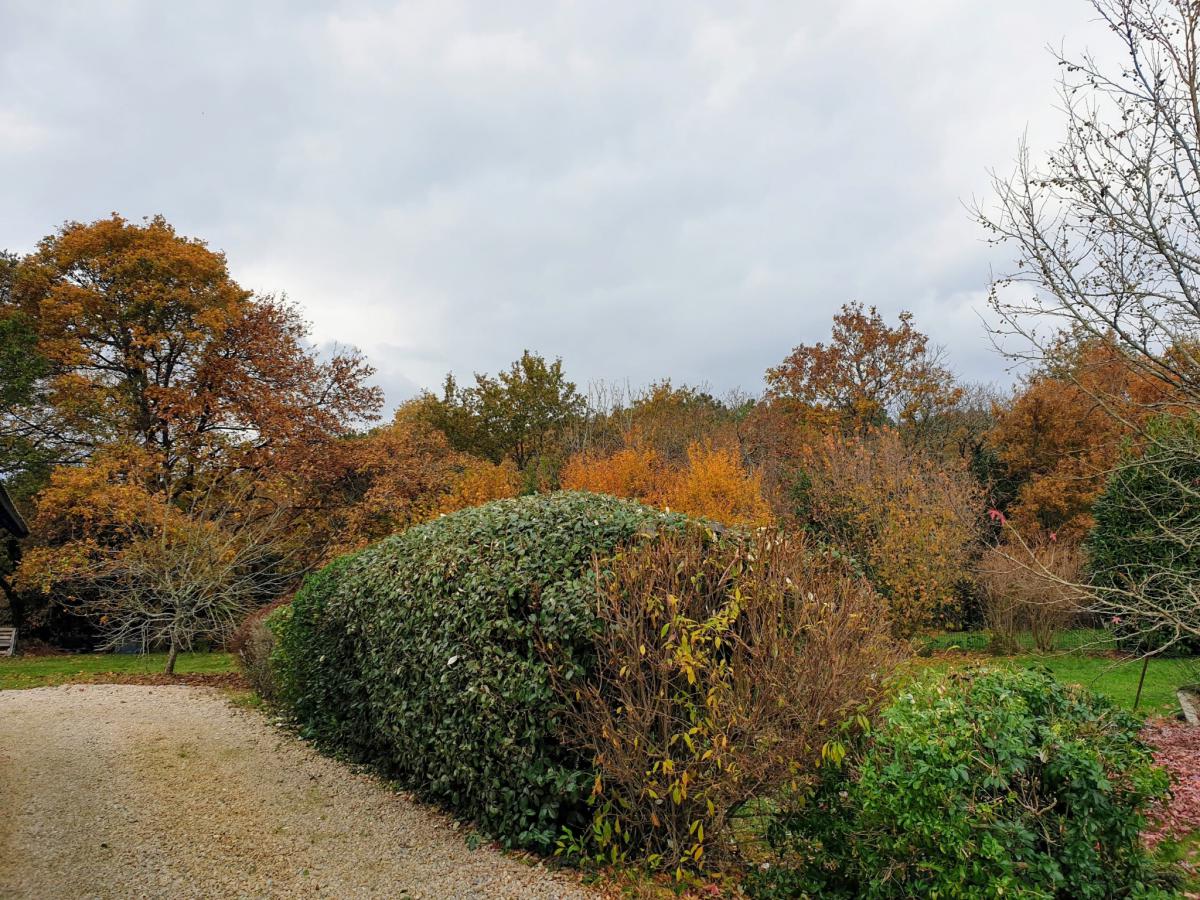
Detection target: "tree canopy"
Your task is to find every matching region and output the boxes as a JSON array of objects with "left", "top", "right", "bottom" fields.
[
  {"left": 5, "top": 215, "right": 382, "bottom": 496},
  {"left": 422, "top": 349, "right": 585, "bottom": 473},
  {"left": 1, "top": 215, "right": 383, "bottom": 646},
  {"left": 765, "top": 302, "right": 960, "bottom": 433}
]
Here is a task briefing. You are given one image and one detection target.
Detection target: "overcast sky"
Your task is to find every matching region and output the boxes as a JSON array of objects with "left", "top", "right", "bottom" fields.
[{"left": 0, "top": 1, "right": 1114, "bottom": 410}]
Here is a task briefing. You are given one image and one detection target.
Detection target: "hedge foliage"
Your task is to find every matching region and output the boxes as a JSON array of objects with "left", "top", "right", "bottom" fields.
[
  {"left": 1087, "top": 414, "right": 1200, "bottom": 653},
  {"left": 750, "top": 667, "right": 1169, "bottom": 899},
  {"left": 270, "top": 491, "right": 688, "bottom": 851}
]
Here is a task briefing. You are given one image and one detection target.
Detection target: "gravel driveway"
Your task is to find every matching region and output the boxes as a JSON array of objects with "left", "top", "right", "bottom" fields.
[{"left": 0, "top": 684, "right": 596, "bottom": 899}]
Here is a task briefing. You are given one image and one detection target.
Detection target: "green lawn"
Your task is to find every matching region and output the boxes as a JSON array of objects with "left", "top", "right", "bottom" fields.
[
  {"left": 922, "top": 629, "right": 1198, "bottom": 716},
  {"left": 1014, "top": 653, "right": 1195, "bottom": 715},
  {"left": 0, "top": 651, "right": 235, "bottom": 690}
]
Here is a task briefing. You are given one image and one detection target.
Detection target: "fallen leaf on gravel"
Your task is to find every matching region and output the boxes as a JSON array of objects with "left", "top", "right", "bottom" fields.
[{"left": 1144, "top": 720, "right": 1200, "bottom": 846}]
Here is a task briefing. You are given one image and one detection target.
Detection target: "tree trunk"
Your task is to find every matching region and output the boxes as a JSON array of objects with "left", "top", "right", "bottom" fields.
[
  {"left": 0, "top": 574, "right": 23, "bottom": 632},
  {"left": 2, "top": 537, "right": 24, "bottom": 631},
  {"left": 165, "top": 640, "right": 179, "bottom": 676}
]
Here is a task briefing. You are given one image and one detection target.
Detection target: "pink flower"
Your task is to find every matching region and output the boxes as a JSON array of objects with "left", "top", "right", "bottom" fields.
[
  {"left": 988, "top": 508, "right": 1008, "bottom": 525},
  {"left": 1112, "top": 616, "right": 1122, "bottom": 625},
  {"left": 1050, "top": 531, "right": 1057, "bottom": 543}
]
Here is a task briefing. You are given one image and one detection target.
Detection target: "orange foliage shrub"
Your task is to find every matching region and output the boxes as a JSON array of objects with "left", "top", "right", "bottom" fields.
[
  {"left": 560, "top": 443, "right": 665, "bottom": 503},
  {"left": 438, "top": 457, "right": 521, "bottom": 514},
  {"left": 561, "top": 440, "right": 772, "bottom": 527},
  {"left": 329, "top": 414, "right": 462, "bottom": 551},
  {"left": 326, "top": 406, "right": 522, "bottom": 552},
  {"left": 17, "top": 444, "right": 299, "bottom": 653},
  {"left": 16, "top": 444, "right": 164, "bottom": 598},
  {"left": 665, "top": 443, "right": 773, "bottom": 527},
  {"left": 801, "top": 429, "right": 981, "bottom": 636}
]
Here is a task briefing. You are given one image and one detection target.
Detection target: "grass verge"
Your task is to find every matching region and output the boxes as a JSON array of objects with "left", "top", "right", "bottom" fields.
[
  {"left": 0, "top": 651, "right": 237, "bottom": 690},
  {"left": 919, "top": 629, "right": 1198, "bottom": 716}
]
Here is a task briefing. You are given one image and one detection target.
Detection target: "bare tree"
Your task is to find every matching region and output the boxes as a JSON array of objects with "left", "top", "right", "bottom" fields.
[
  {"left": 981, "top": 0, "right": 1200, "bottom": 398},
  {"left": 977, "top": 0, "right": 1200, "bottom": 648},
  {"left": 564, "top": 378, "right": 634, "bottom": 454},
  {"left": 978, "top": 538, "right": 1087, "bottom": 653},
  {"left": 93, "top": 489, "right": 298, "bottom": 674}
]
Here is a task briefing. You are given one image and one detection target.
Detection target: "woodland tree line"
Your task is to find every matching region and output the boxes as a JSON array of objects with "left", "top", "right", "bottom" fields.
[
  {"left": 4, "top": 0, "right": 1200, "bottom": 668},
  {"left": 0, "top": 210, "right": 1181, "bottom": 658}
]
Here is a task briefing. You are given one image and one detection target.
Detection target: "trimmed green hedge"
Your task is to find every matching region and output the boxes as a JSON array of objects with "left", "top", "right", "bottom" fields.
[{"left": 271, "top": 492, "right": 688, "bottom": 851}]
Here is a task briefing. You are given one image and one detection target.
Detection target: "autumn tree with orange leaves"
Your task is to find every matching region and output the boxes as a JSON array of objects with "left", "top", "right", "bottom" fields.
[
  {"left": 749, "top": 305, "right": 972, "bottom": 531},
  {"left": 322, "top": 402, "right": 520, "bottom": 553},
  {"left": 765, "top": 302, "right": 961, "bottom": 435},
  {"left": 4, "top": 215, "right": 382, "bottom": 644},
  {"left": 321, "top": 408, "right": 463, "bottom": 553},
  {"left": 5, "top": 215, "right": 381, "bottom": 492},
  {"left": 987, "top": 337, "right": 1175, "bottom": 538}
]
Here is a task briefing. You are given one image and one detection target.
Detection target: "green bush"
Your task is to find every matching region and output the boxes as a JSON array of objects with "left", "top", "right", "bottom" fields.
[
  {"left": 750, "top": 667, "right": 1169, "bottom": 899},
  {"left": 270, "top": 551, "right": 372, "bottom": 753},
  {"left": 1087, "top": 414, "right": 1200, "bottom": 654},
  {"left": 272, "top": 492, "right": 688, "bottom": 851}
]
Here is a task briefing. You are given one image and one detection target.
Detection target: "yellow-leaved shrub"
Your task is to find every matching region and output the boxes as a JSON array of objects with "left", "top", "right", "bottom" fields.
[
  {"left": 561, "top": 440, "right": 771, "bottom": 527},
  {"left": 799, "top": 428, "right": 981, "bottom": 636},
  {"left": 553, "top": 525, "right": 899, "bottom": 875}
]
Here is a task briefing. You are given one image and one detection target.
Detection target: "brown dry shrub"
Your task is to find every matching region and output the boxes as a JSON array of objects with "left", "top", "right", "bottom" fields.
[
  {"left": 977, "top": 539, "right": 1086, "bottom": 653},
  {"left": 555, "top": 525, "right": 901, "bottom": 874},
  {"left": 228, "top": 597, "right": 290, "bottom": 701}
]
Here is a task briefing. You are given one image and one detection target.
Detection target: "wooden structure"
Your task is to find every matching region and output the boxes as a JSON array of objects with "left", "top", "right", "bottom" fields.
[
  {"left": 0, "top": 483, "right": 27, "bottom": 651},
  {"left": 0, "top": 484, "right": 28, "bottom": 540}
]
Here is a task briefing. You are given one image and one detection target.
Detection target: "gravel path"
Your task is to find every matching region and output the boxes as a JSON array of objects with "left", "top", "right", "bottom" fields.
[{"left": 0, "top": 684, "right": 596, "bottom": 899}]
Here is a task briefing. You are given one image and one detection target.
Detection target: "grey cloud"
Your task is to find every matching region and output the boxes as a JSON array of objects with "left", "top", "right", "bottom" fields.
[{"left": 0, "top": 1, "right": 1115, "bottom": 409}]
